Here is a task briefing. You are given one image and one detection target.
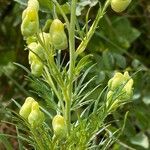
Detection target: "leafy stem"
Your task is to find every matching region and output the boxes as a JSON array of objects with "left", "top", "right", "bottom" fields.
[
  {"left": 75, "top": 0, "right": 111, "bottom": 56},
  {"left": 43, "top": 67, "right": 65, "bottom": 113},
  {"left": 65, "top": 0, "right": 77, "bottom": 135}
]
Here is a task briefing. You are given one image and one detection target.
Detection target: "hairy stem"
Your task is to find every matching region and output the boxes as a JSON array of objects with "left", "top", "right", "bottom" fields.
[{"left": 65, "top": 0, "right": 77, "bottom": 135}]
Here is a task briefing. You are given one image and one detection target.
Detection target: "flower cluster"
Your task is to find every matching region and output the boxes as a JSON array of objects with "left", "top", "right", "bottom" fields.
[
  {"left": 21, "top": 0, "right": 39, "bottom": 37},
  {"left": 21, "top": 0, "right": 68, "bottom": 76},
  {"left": 106, "top": 71, "right": 133, "bottom": 111},
  {"left": 19, "top": 97, "right": 45, "bottom": 127},
  {"left": 28, "top": 33, "right": 51, "bottom": 76},
  {"left": 52, "top": 115, "right": 67, "bottom": 139}
]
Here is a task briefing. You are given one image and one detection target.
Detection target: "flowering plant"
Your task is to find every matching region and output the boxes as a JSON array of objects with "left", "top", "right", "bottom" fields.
[{"left": 2, "top": 0, "right": 133, "bottom": 149}]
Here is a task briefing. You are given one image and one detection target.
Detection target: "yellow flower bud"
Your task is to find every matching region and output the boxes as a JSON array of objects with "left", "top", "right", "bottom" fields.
[
  {"left": 106, "top": 71, "right": 133, "bottom": 112},
  {"left": 28, "top": 42, "right": 44, "bottom": 76},
  {"left": 28, "top": 0, "right": 39, "bottom": 10},
  {"left": 108, "top": 72, "right": 124, "bottom": 91},
  {"left": 50, "top": 19, "right": 64, "bottom": 31},
  {"left": 30, "top": 59, "right": 43, "bottom": 76},
  {"left": 52, "top": 115, "right": 66, "bottom": 138},
  {"left": 111, "top": 0, "right": 132, "bottom": 13},
  {"left": 28, "top": 42, "right": 45, "bottom": 60},
  {"left": 21, "top": 0, "right": 39, "bottom": 37},
  {"left": 32, "top": 101, "right": 39, "bottom": 110},
  {"left": 122, "top": 71, "right": 133, "bottom": 99},
  {"left": 28, "top": 101, "right": 45, "bottom": 127},
  {"left": 21, "top": 8, "right": 39, "bottom": 37},
  {"left": 19, "top": 97, "right": 35, "bottom": 119},
  {"left": 19, "top": 97, "right": 45, "bottom": 127},
  {"left": 108, "top": 71, "right": 133, "bottom": 100},
  {"left": 50, "top": 19, "right": 68, "bottom": 50}
]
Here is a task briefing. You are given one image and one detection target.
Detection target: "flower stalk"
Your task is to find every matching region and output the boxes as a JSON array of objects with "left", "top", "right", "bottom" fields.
[
  {"left": 66, "top": 0, "right": 77, "bottom": 135},
  {"left": 75, "top": 0, "right": 111, "bottom": 56}
]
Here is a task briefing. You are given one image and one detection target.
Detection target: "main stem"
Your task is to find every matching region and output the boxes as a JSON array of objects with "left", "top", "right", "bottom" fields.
[{"left": 65, "top": 0, "right": 77, "bottom": 135}]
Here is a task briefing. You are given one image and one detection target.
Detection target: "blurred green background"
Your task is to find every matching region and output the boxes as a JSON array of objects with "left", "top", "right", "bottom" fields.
[{"left": 0, "top": 0, "right": 150, "bottom": 149}]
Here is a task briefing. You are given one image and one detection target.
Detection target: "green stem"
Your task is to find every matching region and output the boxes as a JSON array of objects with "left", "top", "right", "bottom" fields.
[
  {"left": 75, "top": 0, "right": 111, "bottom": 56},
  {"left": 44, "top": 67, "right": 65, "bottom": 113},
  {"left": 49, "top": 55, "right": 64, "bottom": 87},
  {"left": 66, "top": 0, "right": 77, "bottom": 135},
  {"left": 52, "top": 2, "right": 58, "bottom": 19}
]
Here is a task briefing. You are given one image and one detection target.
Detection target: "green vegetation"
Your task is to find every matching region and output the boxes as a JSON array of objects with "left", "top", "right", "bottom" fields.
[{"left": 0, "top": 0, "right": 150, "bottom": 149}]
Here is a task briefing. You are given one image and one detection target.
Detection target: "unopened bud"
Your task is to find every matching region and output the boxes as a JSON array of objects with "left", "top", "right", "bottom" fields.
[
  {"left": 21, "top": 0, "right": 39, "bottom": 37},
  {"left": 106, "top": 71, "right": 133, "bottom": 111},
  {"left": 19, "top": 97, "right": 35, "bottom": 119},
  {"left": 50, "top": 19, "right": 68, "bottom": 50},
  {"left": 28, "top": 42, "right": 44, "bottom": 76},
  {"left": 52, "top": 115, "right": 66, "bottom": 138},
  {"left": 111, "top": 0, "right": 132, "bottom": 13},
  {"left": 28, "top": 101, "right": 45, "bottom": 127}
]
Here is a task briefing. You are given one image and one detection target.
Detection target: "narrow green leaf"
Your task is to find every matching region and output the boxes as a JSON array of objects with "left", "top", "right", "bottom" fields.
[{"left": 0, "top": 135, "right": 13, "bottom": 150}]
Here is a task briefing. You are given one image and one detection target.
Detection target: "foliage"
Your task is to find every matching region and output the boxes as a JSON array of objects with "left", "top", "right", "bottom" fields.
[
  {"left": 0, "top": 0, "right": 150, "bottom": 149},
  {"left": 0, "top": 0, "right": 29, "bottom": 104}
]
